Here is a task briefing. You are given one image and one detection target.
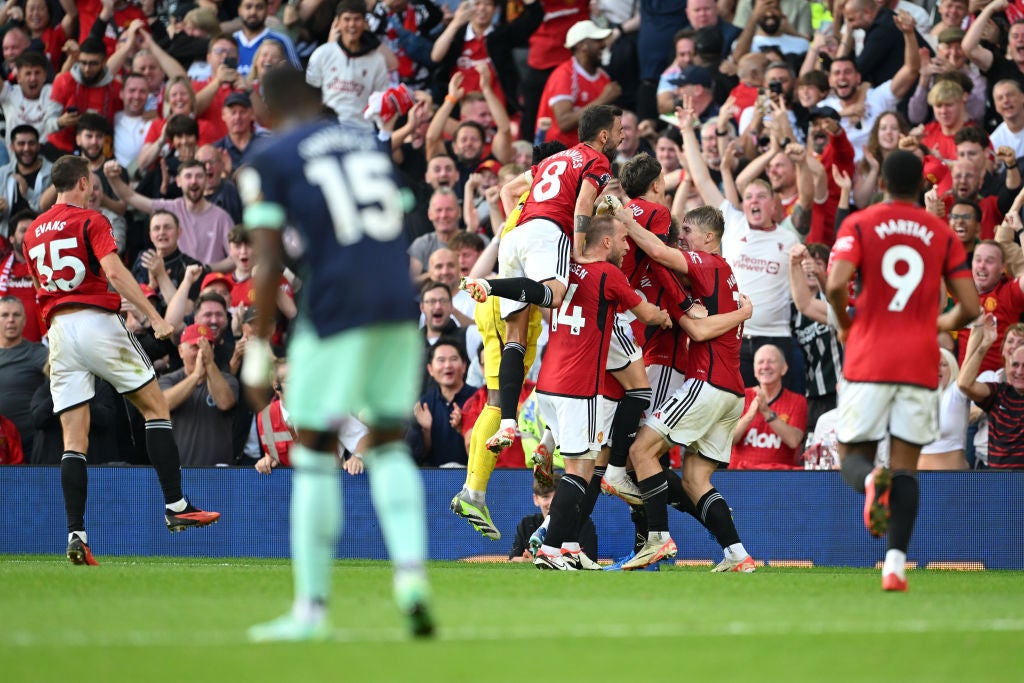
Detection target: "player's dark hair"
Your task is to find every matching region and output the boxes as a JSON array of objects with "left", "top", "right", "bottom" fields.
[
  {"left": 447, "top": 231, "right": 485, "bottom": 253},
  {"left": 76, "top": 113, "right": 110, "bottom": 136},
  {"left": 881, "top": 150, "right": 924, "bottom": 199},
  {"left": 151, "top": 209, "right": 180, "bottom": 228},
  {"left": 619, "top": 152, "right": 662, "bottom": 199},
  {"left": 50, "top": 155, "right": 91, "bottom": 192},
  {"left": 10, "top": 124, "right": 38, "bottom": 141},
  {"left": 10, "top": 209, "right": 37, "bottom": 228},
  {"left": 578, "top": 104, "right": 622, "bottom": 144},
  {"left": 336, "top": 0, "right": 367, "bottom": 16},
  {"left": 532, "top": 141, "right": 567, "bottom": 165},
  {"left": 953, "top": 126, "right": 989, "bottom": 148},
  {"left": 428, "top": 336, "right": 469, "bottom": 365},
  {"left": 684, "top": 205, "right": 725, "bottom": 241},
  {"left": 228, "top": 224, "right": 250, "bottom": 244},
  {"left": 261, "top": 64, "right": 323, "bottom": 116},
  {"left": 950, "top": 199, "right": 982, "bottom": 223},
  {"left": 165, "top": 113, "right": 199, "bottom": 139},
  {"left": 14, "top": 50, "right": 47, "bottom": 70},
  {"left": 194, "top": 290, "right": 228, "bottom": 316},
  {"left": 583, "top": 215, "right": 617, "bottom": 249}
]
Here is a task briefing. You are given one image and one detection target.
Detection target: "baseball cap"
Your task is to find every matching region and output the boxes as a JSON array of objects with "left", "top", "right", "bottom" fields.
[
  {"left": 476, "top": 159, "right": 502, "bottom": 175},
  {"left": 243, "top": 306, "right": 259, "bottom": 324},
  {"left": 564, "top": 20, "right": 612, "bottom": 49},
  {"left": 180, "top": 323, "right": 216, "bottom": 345},
  {"left": 201, "top": 272, "right": 234, "bottom": 291},
  {"left": 224, "top": 91, "right": 252, "bottom": 108},
  {"left": 670, "top": 65, "right": 713, "bottom": 89},
  {"left": 808, "top": 105, "right": 841, "bottom": 122},
  {"left": 937, "top": 27, "right": 966, "bottom": 45}
]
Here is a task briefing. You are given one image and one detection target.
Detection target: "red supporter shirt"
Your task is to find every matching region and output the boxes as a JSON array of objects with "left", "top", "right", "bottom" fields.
[
  {"left": 538, "top": 260, "right": 641, "bottom": 398},
  {"left": 22, "top": 204, "right": 121, "bottom": 323},
  {"left": 729, "top": 387, "right": 808, "bottom": 470},
  {"left": 957, "top": 277, "right": 1024, "bottom": 373},
  {"left": 831, "top": 200, "right": 970, "bottom": 388},
  {"left": 809, "top": 128, "right": 854, "bottom": 246},
  {"left": 77, "top": 0, "right": 147, "bottom": 55},
  {"left": 143, "top": 115, "right": 221, "bottom": 148},
  {"left": 47, "top": 72, "right": 122, "bottom": 153},
  {"left": 683, "top": 250, "right": 745, "bottom": 395},
  {"left": 527, "top": 0, "right": 588, "bottom": 71},
  {"left": 536, "top": 58, "right": 611, "bottom": 148},
  {"left": 516, "top": 143, "right": 611, "bottom": 238},
  {"left": 190, "top": 81, "right": 239, "bottom": 142},
  {"left": 0, "top": 253, "right": 46, "bottom": 341},
  {"left": 455, "top": 31, "right": 505, "bottom": 106}
]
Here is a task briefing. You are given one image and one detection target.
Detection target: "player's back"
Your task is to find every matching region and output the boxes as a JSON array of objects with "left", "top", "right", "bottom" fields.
[
  {"left": 516, "top": 143, "right": 611, "bottom": 238},
  {"left": 538, "top": 260, "right": 638, "bottom": 398},
  {"left": 684, "top": 250, "right": 744, "bottom": 396},
  {"left": 22, "top": 203, "right": 121, "bottom": 322},
  {"left": 244, "top": 118, "right": 417, "bottom": 337},
  {"left": 831, "top": 200, "right": 968, "bottom": 388},
  {"left": 621, "top": 196, "right": 671, "bottom": 286}
]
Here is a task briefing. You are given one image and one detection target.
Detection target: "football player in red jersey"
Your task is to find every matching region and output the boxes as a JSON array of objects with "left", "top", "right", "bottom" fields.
[
  {"left": 22, "top": 156, "right": 219, "bottom": 566},
  {"left": 615, "top": 204, "right": 757, "bottom": 572},
  {"left": 826, "top": 150, "right": 980, "bottom": 591},
  {"left": 531, "top": 215, "right": 673, "bottom": 570},
  {"left": 460, "top": 104, "right": 623, "bottom": 455}
]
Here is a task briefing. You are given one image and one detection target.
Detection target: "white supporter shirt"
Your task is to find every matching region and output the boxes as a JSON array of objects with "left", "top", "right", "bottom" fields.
[
  {"left": 720, "top": 200, "right": 799, "bottom": 337},
  {"left": 113, "top": 112, "right": 153, "bottom": 168},
  {"left": 990, "top": 123, "right": 1024, "bottom": 161},
  {"left": 819, "top": 80, "right": 899, "bottom": 164},
  {"left": 921, "top": 381, "right": 970, "bottom": 454},
  {"left": 972, "top": 368, "right": 1002, "bottom": 464},
  {"left": 0, "top": 82, "right": 59, "bottom": 146},
  {"left": 306, "top": 41, "right": 389, "bottom": 132}
]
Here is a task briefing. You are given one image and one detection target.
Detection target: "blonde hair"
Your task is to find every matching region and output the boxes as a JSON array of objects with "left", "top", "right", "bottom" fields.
[
  {"left": 162, "top": 76, "right": 196, "bottom": 119},
  {"left": 927, "top": 79, "right": 964, "bottom": 107},
  {"left": 183, "top": 8, "right": 219, "bottom": 35},
  {"left": 939, "top": 347, "right": 959, "bottom": 390}
]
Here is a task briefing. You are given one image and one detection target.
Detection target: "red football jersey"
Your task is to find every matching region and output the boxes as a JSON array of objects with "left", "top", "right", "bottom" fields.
[
  {"left": 22, "top": 204, "right": 121, "bottom": 323},
  {"left": 831, "top": 200, "right": 970, "bottom": 388},
  {"left": 729, "top": 387, "right": 808, "bottom": 470},
  {"left": 683, "top": 250, "right": 744, "bottom": 396},
  {"left": 538, "top": 260, "right": 641, "bottom": 399},
  {"left": 516, "top": 143, "right": 612, "bottom": 239},
  {"left": 536, "top": 59, "right": 612, "bottom": 148},
  {"left": 621, "top": 197, "right": 671, "bottom": 285},
  {"left": 956, "top": 277, "right": 1024, "bottom": 373}
]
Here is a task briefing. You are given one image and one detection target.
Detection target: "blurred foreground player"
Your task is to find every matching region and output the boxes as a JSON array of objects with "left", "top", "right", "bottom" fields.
[
  {"left": 22, "top": 156, "right": 220, "bottom": 567},
  {"left": 240, "top": 65, "right": 433, "bottom": 640},
  {"left": 826, "top": 150, "right": 979, "bottom": 591}
]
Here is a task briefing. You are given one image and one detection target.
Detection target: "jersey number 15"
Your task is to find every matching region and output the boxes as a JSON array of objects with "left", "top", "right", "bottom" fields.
[{"left": 304, "top": 153, "right": 403, "bottom": 245}]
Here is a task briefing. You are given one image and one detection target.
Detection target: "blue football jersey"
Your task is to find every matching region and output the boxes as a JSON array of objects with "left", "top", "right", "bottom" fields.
[{"left": 241, "top": 117, "right": 418, "bottom": 336}]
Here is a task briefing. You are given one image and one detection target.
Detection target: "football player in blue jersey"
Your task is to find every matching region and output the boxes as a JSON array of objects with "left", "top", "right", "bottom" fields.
[{"left": 240, "top": 65, "right": 433, "bottom": 641}]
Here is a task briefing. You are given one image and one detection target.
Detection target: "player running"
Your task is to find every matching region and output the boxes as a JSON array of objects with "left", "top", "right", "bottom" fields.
[
  {"left": 826, "top": 150, "right": 979, "bottom": 591},
  {"left": 22, "top": 155, "right": 220, "bottom": 567},
  {"left": 240, "top": 65, "right": 433, "bottom": 640}
]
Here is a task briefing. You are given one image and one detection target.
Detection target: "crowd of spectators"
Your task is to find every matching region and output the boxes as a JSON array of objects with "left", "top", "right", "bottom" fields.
[{"left": 0, "top": 0, "right": 1023, "bottom": 471}]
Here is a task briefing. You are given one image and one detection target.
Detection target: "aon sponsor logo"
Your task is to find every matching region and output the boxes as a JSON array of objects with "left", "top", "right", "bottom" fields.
[{"left": 743, "top": 429, "right": 782, "bottom": 449}]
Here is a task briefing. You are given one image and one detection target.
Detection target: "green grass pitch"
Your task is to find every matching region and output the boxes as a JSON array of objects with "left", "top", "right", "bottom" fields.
[{"left": 4, "top": 556, "right": 1023, "bottom": 683}]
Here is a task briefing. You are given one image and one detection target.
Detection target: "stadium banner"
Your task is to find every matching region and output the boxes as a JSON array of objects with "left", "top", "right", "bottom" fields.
[{"left": 2, "top": 467, "right": 1021, "bottom": 569}]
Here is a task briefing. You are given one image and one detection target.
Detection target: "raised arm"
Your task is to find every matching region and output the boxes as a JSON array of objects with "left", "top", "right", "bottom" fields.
[
  {"left": 103, "top": 159, "right": 154, "bottom": 214},
  {"left": 937, "top": 273, "right": 982, "bottom": 333},
  {"left": 957, "top": 316, "right": 997, "bottom": 402},
  {"left": 430, "top": 2, "right": 472, "bottom": 64},
  {"left": 889, "top": 11, "right": 923, "bottom": 100},
  {"left": 678, "top": 99, "right": 726, "bottom": 208},
  {"left": 788, "top": 244, "right": 829, "bottom": 323},
  {"left": 962, "top": 0, "right": 1004, "bottom": 72},
  {"left": 735, "top": 136, "right": 780, "bottom": 193},
  {"left": 478, "top": 64, "right": 512, "bottom": 164},
  {"left": 425, "top": 73, "right": 463, "bottom": 161}
]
